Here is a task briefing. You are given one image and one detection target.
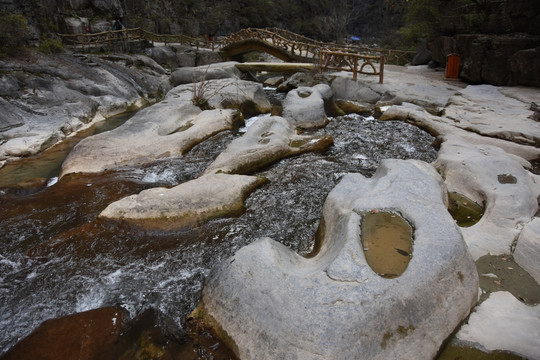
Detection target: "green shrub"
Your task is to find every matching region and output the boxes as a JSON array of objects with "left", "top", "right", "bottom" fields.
[
  {"left": 398, "top": 0, "right": 441, "bottom": 42},
  {"left": 0, "top": 12, "right": 30, "bottom": 56},
  {"left": 39, "top": 37, "right": 63, "bottom": 54}
]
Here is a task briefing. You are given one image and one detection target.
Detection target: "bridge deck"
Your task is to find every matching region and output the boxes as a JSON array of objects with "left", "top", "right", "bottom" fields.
[{"left": 235, "top": 62, "right": 316, "bottom": 73}]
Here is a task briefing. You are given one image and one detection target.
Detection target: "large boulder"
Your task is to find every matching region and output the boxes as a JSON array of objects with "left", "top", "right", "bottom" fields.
[
  {"left": 99, "top": 173, "right": 266, "bottom": 230},
  {"left": 202, "top": 116, "right": 333, "bottom": 175},
  {"left": 281, "top": 84, "right": 331, "bottom": 129},
  {"left": 170, "top": 62, "right": 242, "bottom": 86},
  {"left": 192, "top": 159, "right": 478, "bottom": 359},
  {"left": 433, "top": 136, "right": 540, "bottom": 260},
  {"left": 1, "top": 307, "right": 126, "bottom": 360},
  {"left": 60, "top": 79, "right": 271, "bottom": 177}
]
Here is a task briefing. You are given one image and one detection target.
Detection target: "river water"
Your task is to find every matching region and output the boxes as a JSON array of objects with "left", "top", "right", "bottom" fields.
[{"left": 0, "top": 102, "right": 437, "bottom": 356}]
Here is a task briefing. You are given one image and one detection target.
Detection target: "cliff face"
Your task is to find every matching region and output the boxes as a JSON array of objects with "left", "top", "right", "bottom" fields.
[
  {"left": 0, "top": 0, "right": 406, "bottom": 42},
  {"left": 429, "top": 0, "right": 540, "bottom": 86}
]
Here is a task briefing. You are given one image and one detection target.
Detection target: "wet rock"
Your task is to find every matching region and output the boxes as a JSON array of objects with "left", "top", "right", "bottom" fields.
[
  {"left": 100, "top": 173, "right": 266, "bottom": 230},
  {"left": 514, "top": 217, "right": 540, "bottom": 284},
  {"left": 60, "top": 79, "right": 270, "bottom": 177},
  {"left": 202, "top": 116, "right": 333, "bottom": 175},
  {"left": 456, "top": 291, "right": 540, "bottom": 359},
  {"left": 1, "top": 307, "right": 126, "bottom": 360},
  {"left": 170, "top": 62, "right": 242, "bottom": 86},
  {"left": 281, "top": 85, "right": 330, "bottom": 129},
  {"left": 433, "top": 136, "right": 540, "bottom": 259},
  {"left": 193, "top": 159, "right": 478, "bottom": 360}
]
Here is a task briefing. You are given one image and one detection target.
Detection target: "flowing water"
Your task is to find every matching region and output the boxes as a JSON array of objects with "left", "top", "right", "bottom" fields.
[{"left": 0, "top": 105, "right": 438, "bottom": 356}]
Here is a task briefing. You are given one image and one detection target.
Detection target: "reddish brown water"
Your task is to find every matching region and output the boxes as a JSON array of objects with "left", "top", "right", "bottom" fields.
[{"left": 0, "top": 113, "right": 438, "bottom": 358}]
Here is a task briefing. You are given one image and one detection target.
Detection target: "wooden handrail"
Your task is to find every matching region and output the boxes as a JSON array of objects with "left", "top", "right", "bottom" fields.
[{"left": 58, "top": 27, "right": 403, "bottom": 82}]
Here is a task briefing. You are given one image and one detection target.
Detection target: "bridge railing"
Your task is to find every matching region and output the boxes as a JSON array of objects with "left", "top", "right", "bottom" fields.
[
  {"left": 58, "top": 28, "right": 221, "bottom": 51},
  {"left": 319, "top": 50, "right": 384, "bottom": 83}
]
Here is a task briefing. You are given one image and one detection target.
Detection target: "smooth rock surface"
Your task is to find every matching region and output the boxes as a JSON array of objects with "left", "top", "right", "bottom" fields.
[
  {"left": 456, "top": 291, "right": 540, "bottom": 359},
  {"left": 202, "top": 116, "right": 333, "bottom": 175},
  {"left": 433, "top": 136, "right": 540, "bottom": 260},
  {"left": 514, "top": 217, "right": 540, "bottom": 284},
  {"left": 60, "top": 79, "right": 271, "bottom": 176},
  {"left": 194, "top": 159, "right": 478, "bottom": 360},
  {"left": 100, "top": 173, "right": 266, "bottom": 230},
  {"left": 281, "top": 85, "right": 329, "bottom": 129},
  {"left": 170, "top": 62, "right": 242, "bottom": 86},
  {"left": 0, "top": 53, "right": 167, "bottom": 163},
  {"left": 443, "top": 85, "right": 540, "bottom": 147},
  {"left": 380, "top": 103, "right": 540, "bottom": 161}
]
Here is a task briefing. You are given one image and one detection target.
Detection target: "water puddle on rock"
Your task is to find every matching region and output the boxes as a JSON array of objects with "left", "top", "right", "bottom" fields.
[
  {"left": 360, "top": 211, "right": 413, "bottom": 278},
  {"left": 476, "top": 254, "right": 540, "bottom": 306},
  {"left": 447, "top": 191, "right": 484, "bottom": 227}
]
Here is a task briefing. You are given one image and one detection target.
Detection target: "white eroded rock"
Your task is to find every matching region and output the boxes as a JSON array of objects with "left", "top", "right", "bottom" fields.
[
  {"left": 380, "top": 104, "right": 540, "bottom": 161},
  {"left": 514, "top": 217, "right": 540, "bottom": 284},
  {"left": 170, "top": 62, "right": 242, "bottom": 86},
  {"left": 443, "top": 85, "right": 540, "bottom": 147},
  {"left": 193, "top": 159, "right": 478, "bottom": 360},
  {"left": 60, "top": 79, "right": 271, "bottom": 177},
  {"left": 433, "top": 136, "right": 540, "bottom": 260},
  {"left": 456, "top": 291, "right": 540, "bottom": 359},
  {"left": 202, "top": 116, "right": 333, "bottom": 175},
  {"left": 99, "top": 173, "right": 266, "bottom": 230},
  {"left": 281, "top": 85, "right": 329, "bottom": 128}
]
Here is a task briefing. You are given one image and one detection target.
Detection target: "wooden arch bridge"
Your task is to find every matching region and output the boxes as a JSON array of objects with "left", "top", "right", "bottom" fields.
[{"left": 59, "top": 27, "right": 414, "bottom": 83}]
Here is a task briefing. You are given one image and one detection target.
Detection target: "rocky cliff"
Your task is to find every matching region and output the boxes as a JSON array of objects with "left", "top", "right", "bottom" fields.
[
  {"left": 429, "top": 0, "right": 540, "bottom": 86},
  {"left": 0, "top": 0, "right": 405, "bottom": 43}
]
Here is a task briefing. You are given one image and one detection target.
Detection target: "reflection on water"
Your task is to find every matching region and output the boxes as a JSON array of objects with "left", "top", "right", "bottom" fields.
[{"left": 0, "top": 114, "right": 437, "bottom": 356}]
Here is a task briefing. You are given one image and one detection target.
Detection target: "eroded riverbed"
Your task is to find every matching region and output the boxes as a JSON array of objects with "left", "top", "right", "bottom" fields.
[{"left": 0, "top": 112, "right": 438, "bottom": 356}]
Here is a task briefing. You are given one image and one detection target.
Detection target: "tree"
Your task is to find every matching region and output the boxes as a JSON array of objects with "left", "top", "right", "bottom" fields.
[
  {"left": 399, "top": 0, "right": 441, "bottom": 42},
  {"left": 0, "top": 12, "right": 30, "bottom": 57}
]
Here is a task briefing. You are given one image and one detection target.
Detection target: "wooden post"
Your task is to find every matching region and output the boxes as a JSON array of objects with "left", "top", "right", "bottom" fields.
[
  {"left": 81, "top": 35, "right": 85, "bottom": 51},
  {"left": 353, "top": 56, "right": 358, "bottom": 80},
  {"left": 318, "top": 50, "right": 323, "bottom": 74},
  {"left": 379, "top": 55, "right": 384, "bottom": 84},
  {"left": 107, "top": 31, "right": 111, "bottom": 50}
]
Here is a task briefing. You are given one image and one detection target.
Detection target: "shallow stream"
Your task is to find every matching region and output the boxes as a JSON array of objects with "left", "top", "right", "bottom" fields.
[{"left": 0, "top": 102, "right": 438, "bottom": 356}]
